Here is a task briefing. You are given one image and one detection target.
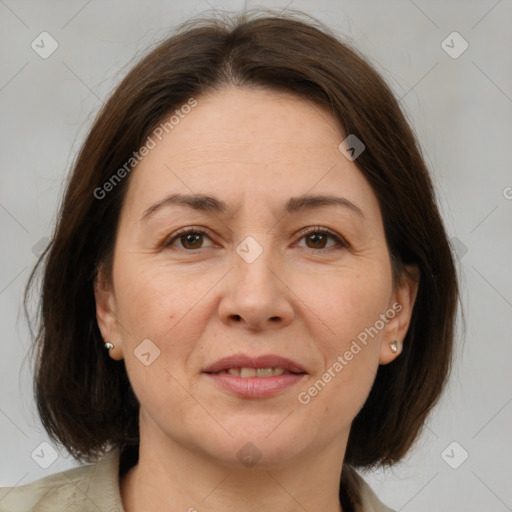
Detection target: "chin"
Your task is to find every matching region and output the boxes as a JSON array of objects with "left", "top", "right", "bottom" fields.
[{"left": 198, "top": 429, "right": 310, "bottom": 470}]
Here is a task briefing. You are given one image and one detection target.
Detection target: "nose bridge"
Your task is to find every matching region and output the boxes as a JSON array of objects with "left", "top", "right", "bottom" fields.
[
  {"left": 218, "top": 231, "right": 294, "bottom": 329},
  {"left": 233, "top": 232, "right": 280, "bottom": 293}
]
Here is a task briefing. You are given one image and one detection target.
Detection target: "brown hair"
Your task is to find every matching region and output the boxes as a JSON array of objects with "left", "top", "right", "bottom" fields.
[{"left": 25, "top": 10, "right": 458, "bottom": 469}]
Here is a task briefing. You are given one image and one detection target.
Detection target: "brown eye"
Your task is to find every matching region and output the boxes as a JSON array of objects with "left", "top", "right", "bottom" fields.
[
  {"left": 305, "top": 232, "right": 329, "bottom": 249},
  {"left": 180, "top": 232, "right": 204, "bottom": 249},
  {"left": 163, "top": 228, "right": 214, "bottom": 250},
  {"left": 296, "top": 227, "right": 348, "bottom": 251}
]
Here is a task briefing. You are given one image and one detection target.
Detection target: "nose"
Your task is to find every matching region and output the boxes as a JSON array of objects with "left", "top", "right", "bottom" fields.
[{"left": 217, "top": 243, "right": 295, "bottom": 331}]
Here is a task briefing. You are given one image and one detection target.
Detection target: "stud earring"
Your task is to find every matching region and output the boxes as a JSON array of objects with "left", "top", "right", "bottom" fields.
[
  {"left": 390, "top": 340, "right": 399, "bottom": 353},
  {"left": 104, "top": 341, "right": 114, "bottom": 351}
]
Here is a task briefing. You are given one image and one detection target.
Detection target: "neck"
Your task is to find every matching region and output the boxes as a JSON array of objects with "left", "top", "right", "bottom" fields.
[{"left": 120, "top": 417, "right": 347, "bottom": 512}]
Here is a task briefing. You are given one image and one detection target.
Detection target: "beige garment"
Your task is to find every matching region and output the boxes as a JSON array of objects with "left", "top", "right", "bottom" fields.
[{"left": 0, "top": 448, "right": 394, "bottom": 512}]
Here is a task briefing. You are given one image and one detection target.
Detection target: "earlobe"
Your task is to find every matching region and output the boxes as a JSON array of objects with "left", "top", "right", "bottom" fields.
[{"left": 379, "top": 265, "right": 420, "bottom": 365}]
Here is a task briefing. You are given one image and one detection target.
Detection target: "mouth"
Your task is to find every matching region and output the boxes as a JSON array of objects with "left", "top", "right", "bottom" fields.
[
  {"left": 212, "top": 367, "right": 301, "bottom": 377},
  {"left": 202, "top": 353, "right": 307, "bottom": 376},
  {"left": 202, "top": 353, "right": 307, "bottom": 398}
]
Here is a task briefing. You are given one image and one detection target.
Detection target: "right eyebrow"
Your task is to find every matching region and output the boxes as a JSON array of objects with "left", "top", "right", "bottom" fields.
[{"left": 141, "top": 193, "right": 228, "bottom": 222}]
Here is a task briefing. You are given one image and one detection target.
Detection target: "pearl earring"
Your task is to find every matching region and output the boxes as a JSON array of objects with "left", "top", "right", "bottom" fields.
[
  {"left": 390, "top": 340, "right": 399, "bottom": 353},
  {"left": 104, "top": 341, "right": 114, "bottom": 351}
]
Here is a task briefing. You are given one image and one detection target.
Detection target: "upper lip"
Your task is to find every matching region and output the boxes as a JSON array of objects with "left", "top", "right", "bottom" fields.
[{"left": 203, "top": 353, "right": 307, "bottom": 374}]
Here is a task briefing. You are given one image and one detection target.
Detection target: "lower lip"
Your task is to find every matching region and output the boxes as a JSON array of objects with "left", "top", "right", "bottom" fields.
[{"left": 203, "top": 372, "right": 307, "bottom": 398}]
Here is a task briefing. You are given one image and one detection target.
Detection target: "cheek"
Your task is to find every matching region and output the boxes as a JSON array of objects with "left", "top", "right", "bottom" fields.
[
  {"left": 297, "top": 300, "right": 384, "bottom": 434},
  {"left": 295, "top": 267, "right": 390, "bottom": 409},
  {"left": 299, "top": 355, "right": 379, "bottom": 448},
  {"left": 113, "top": 254, "right": 210, "bottom": 339},
  {"left": 299, "top": 264, "right": 392, "bottom": 345},
  {"left": 113, "top": 257, "right": 224, "bottom": 398}
]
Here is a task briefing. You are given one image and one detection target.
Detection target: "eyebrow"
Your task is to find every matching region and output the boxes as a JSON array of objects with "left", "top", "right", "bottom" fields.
[{"left": 140, "top": 193, "right": 365, "bottom": 221}]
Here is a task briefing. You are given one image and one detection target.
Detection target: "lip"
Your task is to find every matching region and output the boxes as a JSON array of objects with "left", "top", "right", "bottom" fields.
[
  {"left": 202, "top": 353, "right": 308, "bottom": 399},
  {"left": 203, "top": 372, "right": 307, "bottom": 398},
  {"left": 202, "top": 353, "right": 307, "bottom": 374}
]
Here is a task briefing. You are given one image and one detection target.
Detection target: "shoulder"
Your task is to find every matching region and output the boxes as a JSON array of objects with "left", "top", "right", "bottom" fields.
[
  {"left": 0, "top": 448, "right": 123, "bottom": 512},
  {"left": 341, "top": 465, "right": 395, "bottom": 512},
  {"left": 354, "top": 472, "right": 395, "bottom": 512}
]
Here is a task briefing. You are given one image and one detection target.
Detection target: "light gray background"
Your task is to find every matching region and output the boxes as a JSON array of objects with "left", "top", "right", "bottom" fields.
[{"left": 1, "top": 0, "right": 511, "bottom": 510}]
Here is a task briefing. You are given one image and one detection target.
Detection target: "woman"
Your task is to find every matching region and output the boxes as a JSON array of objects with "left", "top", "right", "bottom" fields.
[{"left": 1, "top": 10, "right": 458, "bottom": 512}]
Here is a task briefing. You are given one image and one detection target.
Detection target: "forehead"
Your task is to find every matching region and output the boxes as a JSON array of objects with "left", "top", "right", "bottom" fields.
[{"left": 123, "top": 87, "right": 380, "bottom": 219}]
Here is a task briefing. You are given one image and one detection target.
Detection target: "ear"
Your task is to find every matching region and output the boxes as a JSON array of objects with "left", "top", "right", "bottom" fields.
[
  {"left": 93, "top": 267, "right": 124, "bottom": 361},
  {"left": 379, "top": 265, "right": 420, "bottom": 365}
]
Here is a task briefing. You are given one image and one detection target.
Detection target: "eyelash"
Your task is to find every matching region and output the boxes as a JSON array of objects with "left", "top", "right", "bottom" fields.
[{"left": 162, "top": 226, "right": 349, "bottom": 252}]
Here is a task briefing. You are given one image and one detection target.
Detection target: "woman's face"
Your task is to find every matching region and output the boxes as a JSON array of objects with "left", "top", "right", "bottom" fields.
[{"left": 95, "top": 87, "right": 416, "bottom": 468}]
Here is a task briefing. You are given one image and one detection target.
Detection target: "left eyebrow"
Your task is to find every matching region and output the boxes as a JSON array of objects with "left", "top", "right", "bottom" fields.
[{"left": 284, "top": 194, "right": 365, "bottom": 218}]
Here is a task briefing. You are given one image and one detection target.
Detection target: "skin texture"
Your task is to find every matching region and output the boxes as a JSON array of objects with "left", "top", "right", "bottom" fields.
[{"left": 94, "top": 87, "right": 418, "bottom": 512}]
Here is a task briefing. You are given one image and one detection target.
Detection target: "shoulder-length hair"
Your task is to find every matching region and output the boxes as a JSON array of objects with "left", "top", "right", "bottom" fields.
[{"left": 26, "top": 9, "right": 458, "bottom": 468}]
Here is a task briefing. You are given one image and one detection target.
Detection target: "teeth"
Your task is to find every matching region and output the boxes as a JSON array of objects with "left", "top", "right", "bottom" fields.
[
  {"left": 256, "top": 367, "right": 275, "bottom": 377},
  {"left": 219, "top": 367, "right": 288, "bottom": 377},
  {"left": 240, "top": 367, "right": 256, "bottom": 378}
]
